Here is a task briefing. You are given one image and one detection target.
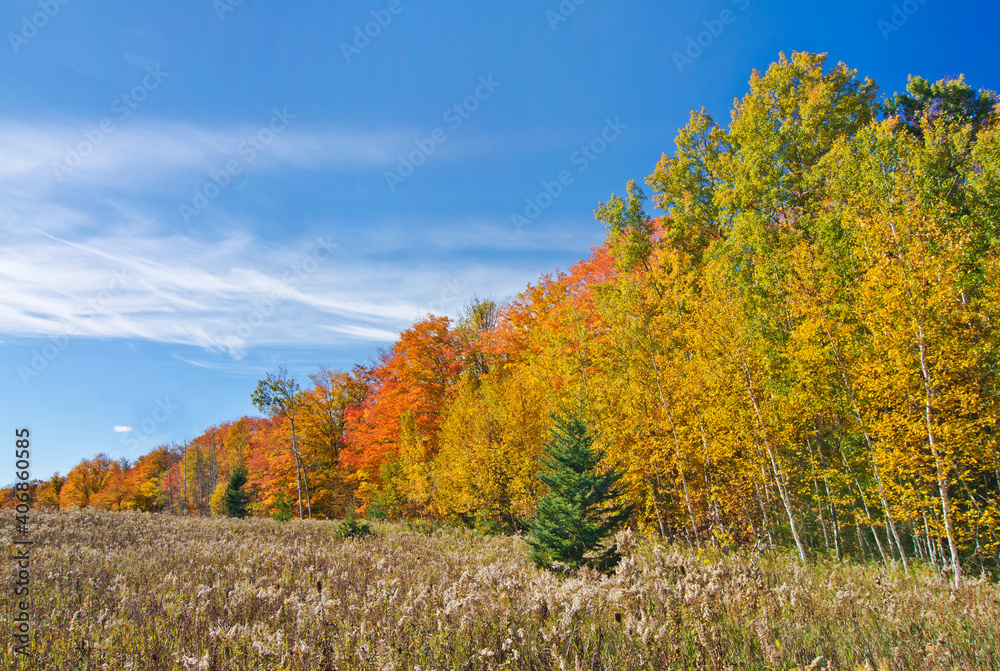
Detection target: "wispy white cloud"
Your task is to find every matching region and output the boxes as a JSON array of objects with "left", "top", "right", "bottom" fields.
[
  {"left": 320, "top": 324, "right": 404, "bottom": 342},
  {"left": 0, "top": 116, "right": 596, "bottom": 361},
  {"left": 0, "top": 117, "right": 479, "bottom": 194},
  {"left": 0, "top": 208, "right": 557, "bottom": 358},
  {"left": 113, "top": 426, "right": 133, "bottom": 433},
  {"left": 0, "top": 224, "right": 419, "bottom": 355}
]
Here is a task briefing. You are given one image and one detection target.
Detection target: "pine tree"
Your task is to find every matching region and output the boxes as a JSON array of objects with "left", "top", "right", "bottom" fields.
[
  {"left": 526, "top": 409, "right": 634, "bottom": 572},
  {"left": 224, "top": 467, "right": 251, "bottom": 519}
]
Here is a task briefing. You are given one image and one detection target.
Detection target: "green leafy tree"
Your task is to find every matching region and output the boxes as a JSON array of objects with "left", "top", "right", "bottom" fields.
[
  {"left": 224, "top": 467, "right": 251, "bottom": 519},
  {"left": 526, "top": 409, "right": 634, "bottom": 572},
  {"left": 885, "top": 74, "right": 996, "bottom": 137},
  {"left": 595, "top": 179, "right": 654, "bottom": 272}
]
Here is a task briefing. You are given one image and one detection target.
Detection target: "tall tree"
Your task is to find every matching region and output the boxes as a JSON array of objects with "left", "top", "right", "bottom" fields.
[{"left": 252, "top": 368, "right": 310, "bottom": 519}]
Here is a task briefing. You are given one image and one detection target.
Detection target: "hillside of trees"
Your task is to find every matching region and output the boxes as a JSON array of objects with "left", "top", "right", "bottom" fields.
[{"left": 8, "top": 53, "right": 1000, "bottom": 582}]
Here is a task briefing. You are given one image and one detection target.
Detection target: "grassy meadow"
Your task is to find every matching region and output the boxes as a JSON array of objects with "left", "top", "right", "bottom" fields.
[{"left": 2, "top": 510, "right": 998, "bottom": 670}]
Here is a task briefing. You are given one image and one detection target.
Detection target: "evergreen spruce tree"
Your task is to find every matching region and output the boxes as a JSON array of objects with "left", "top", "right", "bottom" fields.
[
  {"left": 526, "top": 409, "right": 634, "bottom": 572},
  {"left": 224, "top": 467, "right": 251, "bottom": 519}
]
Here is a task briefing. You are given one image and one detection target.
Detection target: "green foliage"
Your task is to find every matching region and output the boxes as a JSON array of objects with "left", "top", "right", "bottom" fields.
[
  {"left": 645, "top": 108, "right": 729, "bottom": 262},
  {"left": 885, "top": 74, "right": 997, "bottom": 136},
  {"left": 251, "top": 367, "right": 301, "bottom": 418},
  {"left": 366, "top": 460, "right": 407, "bottom": 520},
  {"left": 224, "top": 467, "right": 251, "bottom": 519},
  {"left": 526, "top": 409, "right": 634, "bottom": 573},
  {"left": 335, "top": 512, "right": 374, "bottom": 539},
  {"left": 272, "top": 491, "right": 294, "bottom": 523},
  {"left": 474, "top": 516, "right": 506, "bottom": 536},
  {"left": 595, "top": 179, "right": 654, "bottom": 271}
]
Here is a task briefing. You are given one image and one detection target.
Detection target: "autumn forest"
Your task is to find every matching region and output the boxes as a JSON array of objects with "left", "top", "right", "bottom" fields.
[{"left": 10, "top": 53, "right": 1000, "bottom": 584}]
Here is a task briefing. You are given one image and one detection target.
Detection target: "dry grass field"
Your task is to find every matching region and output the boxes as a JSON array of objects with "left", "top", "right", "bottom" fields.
[{"left": 1, "top": 510, "right": 998, "bottom": 670}]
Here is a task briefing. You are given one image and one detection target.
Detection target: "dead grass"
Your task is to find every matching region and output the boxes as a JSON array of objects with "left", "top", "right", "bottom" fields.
[{"left": 1, "top": 510, "right": 997, "bottom": 670}]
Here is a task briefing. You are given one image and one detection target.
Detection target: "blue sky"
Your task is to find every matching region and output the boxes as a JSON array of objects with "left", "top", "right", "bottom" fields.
[{"left": 1, "top": 0, "right": 998, "bottom": 483}]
